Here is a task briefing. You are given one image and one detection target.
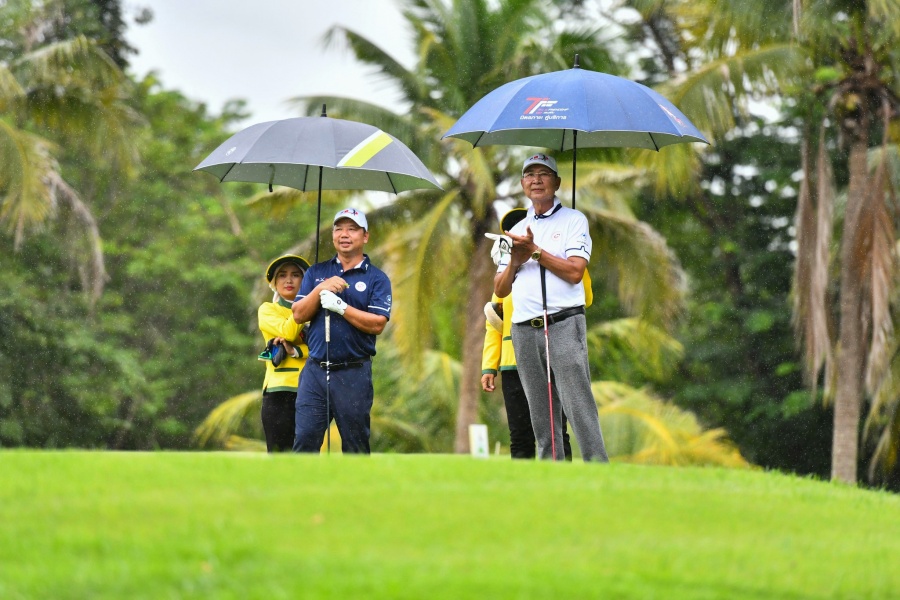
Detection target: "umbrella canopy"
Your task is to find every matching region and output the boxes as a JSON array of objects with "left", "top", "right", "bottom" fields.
[
  {"left": 443, "top": 64, "right": 708, "bottom": 151},
  {"left": 443, "top": 58, "right": 708, "bottom": 206},
  {"left": 196, "top": 117, "right": 441, "bottom": 193},
  {"left": 195, "top": 111, "right": 442, "bottom": 260}
]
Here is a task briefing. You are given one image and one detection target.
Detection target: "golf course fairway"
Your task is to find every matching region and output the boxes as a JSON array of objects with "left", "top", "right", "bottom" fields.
[{"left": 2, "top": 451, "right": 898, "bottom": 599}]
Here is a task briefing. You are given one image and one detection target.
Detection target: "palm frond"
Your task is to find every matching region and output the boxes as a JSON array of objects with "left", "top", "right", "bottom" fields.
[
  {"left": 0, "top": 64, "right": 25, "bottom": 110},
  {"left": 660, "top": 43, "right": 808, "bottom": 137},
  {"left": 15, "top": 35, "right": 120, "bottom": 86},
  {"left": 864, "top": 144, "right": 899, "bottom": 395},
  {"left": 578, "top": 204, "right": 687, "bottom": 329},
  {"left": 13, "top": 35, "right": 141, "bottom": 172},
  {"left": 592, "top": 381, "right": 750, "bottom": 467},
  {"left": 45, "top": 171, "right": 107, "bottom": 305},
  {"left": 701, "top": 0, "right": 794, "bottom": 52},
  {"left": 0, "top": 119, "right": 55, "bottom": 246},
  {"left": 322, "top": 25, "right": 426, "bottom": 108},
  {"left": 372, "top": 344, "right": 462, "bottom": 453},
  {"left": 245, "top": 186, "right": 314, "bottom": 220},
  {"left": 587, "top": 317, "right": 685, "bottom": 382},
  {"left": 866, "top": 339, "right": 900, "bottom": 482},
  {"left": 380, "top": 190, "right": 461, "bottom": 363},
  {"left": 566, "top": 161, "right": 645, "bottom": 217},
  {"left": 792, "top": 125, "right": 835, "bottom": 394},
  {"left": 631, "top": 141, "right": 704, "bottom": 199},
  {"left": 193, "top": 391, "right": 261, "bottom": 449},
  {"left": 865, "top": 329, "right": 900, "bottom": 439},
  {"left": 868, "top": 0, "right": 900, "bottom": 37}
]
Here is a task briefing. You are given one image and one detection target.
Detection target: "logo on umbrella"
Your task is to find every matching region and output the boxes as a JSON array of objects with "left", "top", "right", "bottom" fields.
[
  {"left": 522, "top": 97, "right": 568, "bottom": 122},
  {"left": 524, "top": 97, "right": 558, "bottom": 114}
]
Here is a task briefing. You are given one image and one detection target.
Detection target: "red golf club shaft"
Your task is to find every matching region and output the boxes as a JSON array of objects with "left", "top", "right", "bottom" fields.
[{"left": 543, "top": 307, "right": 556, "bottom": 461}]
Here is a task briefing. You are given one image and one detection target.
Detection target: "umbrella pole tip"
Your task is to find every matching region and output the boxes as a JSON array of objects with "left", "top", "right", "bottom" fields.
[
  {"left": 321, "top": 104, "right": 327, "bottom": 117},
  {"left": 574, "top": 54, "right": 580, "bottom": 69}
]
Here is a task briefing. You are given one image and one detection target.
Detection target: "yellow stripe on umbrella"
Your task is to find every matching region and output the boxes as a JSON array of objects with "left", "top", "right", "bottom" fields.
[{"left": 337, "top": 131, "right": 393, "bottom": 167}]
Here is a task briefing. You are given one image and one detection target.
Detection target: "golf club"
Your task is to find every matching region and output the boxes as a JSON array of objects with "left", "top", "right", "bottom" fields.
[
  {"left": 325, "top": 312, "right": 331, "bottom": 454},
  {"left": 540, "top": 266, "right": 557, "bottom": 461}
]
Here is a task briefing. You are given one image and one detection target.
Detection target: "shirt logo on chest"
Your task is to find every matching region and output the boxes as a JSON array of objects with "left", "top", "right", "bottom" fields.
[{"left": 355, "top": 281, "right": 367, "bottom": 292}]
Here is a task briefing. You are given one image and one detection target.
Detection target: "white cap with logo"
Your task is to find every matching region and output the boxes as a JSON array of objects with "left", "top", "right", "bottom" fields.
[
  {"left": 333, "top": 207, "right": 368, "bottom": 230},
  {"left": 522, "top": 153, "right": 558, "bottom": 176}
]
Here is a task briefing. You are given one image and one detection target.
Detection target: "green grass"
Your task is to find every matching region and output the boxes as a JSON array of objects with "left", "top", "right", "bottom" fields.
[{"left": 2, "top": 452, "right": 899, "bottom": 599}]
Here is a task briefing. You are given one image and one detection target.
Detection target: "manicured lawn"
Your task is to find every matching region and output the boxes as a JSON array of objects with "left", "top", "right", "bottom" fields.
[{"left": 1, "top": 451, "right": 898, "bottom": 599}]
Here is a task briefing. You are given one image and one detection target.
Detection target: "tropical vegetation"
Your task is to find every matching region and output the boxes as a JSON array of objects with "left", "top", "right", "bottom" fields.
[{"left": 4, "top": 0, "right": 900, "bottom": 488}]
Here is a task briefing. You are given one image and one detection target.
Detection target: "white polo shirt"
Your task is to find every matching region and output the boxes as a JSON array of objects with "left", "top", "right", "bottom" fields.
[{"left": 498, "top": 198, "right": 591, "bottom": 323}]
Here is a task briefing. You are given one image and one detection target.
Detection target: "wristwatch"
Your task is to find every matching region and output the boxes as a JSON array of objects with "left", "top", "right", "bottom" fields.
[{"left": 531, "top": 248, "right": 542, "bottom": 262}]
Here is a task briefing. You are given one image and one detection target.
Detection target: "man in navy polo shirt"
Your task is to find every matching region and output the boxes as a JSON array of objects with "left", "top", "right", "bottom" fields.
[{"left": 291, "top": 207, "right": 392, "bottom": 454}]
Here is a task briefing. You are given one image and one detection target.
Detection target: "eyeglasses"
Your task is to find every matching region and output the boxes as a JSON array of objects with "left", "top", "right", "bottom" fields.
[{"left": 522, "top": 171, "right": 556, "bottom": 181}]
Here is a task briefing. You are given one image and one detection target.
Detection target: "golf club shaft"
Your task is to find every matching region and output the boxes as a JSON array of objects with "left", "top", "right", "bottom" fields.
[
  {"left": 540, "top": 266, "right": 556, "bottom": 461},
  {"left": 543, "top": 308, "right": 556, "bottom": 461},
  {"left": 325, "top": 312, "right": 331, "bottom": 454}
]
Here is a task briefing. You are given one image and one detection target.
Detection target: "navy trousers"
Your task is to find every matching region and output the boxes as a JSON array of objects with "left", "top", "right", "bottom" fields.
[{"left": 293, "top": 360, "right": 373, "bottom": 454}]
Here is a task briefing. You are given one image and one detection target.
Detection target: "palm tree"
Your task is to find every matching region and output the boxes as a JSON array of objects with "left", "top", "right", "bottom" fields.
[
  {"left": 790, "top": 0, "right": 900, "bottom": 484},
  {"left": 287, "top": 0, "right": 686, "bottom": 452},
  {"left": 0, "top": 6, "right": 139, "bottom": 304},
  {"left": 620, "top": 0, "right": 900, "bottom": 483}
]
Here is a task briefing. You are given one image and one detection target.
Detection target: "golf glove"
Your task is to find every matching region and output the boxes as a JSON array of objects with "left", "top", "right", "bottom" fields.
[
  {"left": 485, "top": 233, "right": 513, "bottom": 266},
  {"left": 320, "top": 290, "right": 347, "bottom": 315}
]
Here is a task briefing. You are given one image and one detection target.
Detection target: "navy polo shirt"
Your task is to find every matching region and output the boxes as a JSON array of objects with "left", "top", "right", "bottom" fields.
[{"left": 295, "top": 254, "right": 392, "bottom": 362}]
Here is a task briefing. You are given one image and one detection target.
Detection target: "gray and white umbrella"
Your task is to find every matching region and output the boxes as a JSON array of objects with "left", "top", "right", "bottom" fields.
[{"left": 195, "top": 108, "right": 442, "bottom": 259}]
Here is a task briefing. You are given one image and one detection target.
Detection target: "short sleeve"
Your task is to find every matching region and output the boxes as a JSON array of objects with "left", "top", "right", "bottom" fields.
[
  {"left": 368, "top": 270, "right": 392, "bottom": 319},
  {"left": 295, "top": 266, "right": 316, "bottom": 302},
  {"left": 565, "top": 212, "right": 591, "bottom": 261}
]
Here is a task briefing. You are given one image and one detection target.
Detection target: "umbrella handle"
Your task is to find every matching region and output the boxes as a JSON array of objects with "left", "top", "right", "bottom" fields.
[{"left": 571, "top": 130, "right": 577, "bottom": 209}]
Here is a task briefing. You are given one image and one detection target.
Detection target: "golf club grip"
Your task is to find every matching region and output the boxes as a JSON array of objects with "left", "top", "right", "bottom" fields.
[{"left": 325, "top": 312, "right": 331, "bottom": 343}]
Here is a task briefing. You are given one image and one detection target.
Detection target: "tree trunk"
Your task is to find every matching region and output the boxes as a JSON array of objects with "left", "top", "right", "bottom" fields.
[
  {"left": 454, "top": 229, "right": 496, "bottom": 453},
  {"left": 831, "top": 138, "right": 869, "bottom": 484}
]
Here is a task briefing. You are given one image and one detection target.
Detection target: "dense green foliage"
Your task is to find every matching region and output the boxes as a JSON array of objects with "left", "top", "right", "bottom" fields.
[
  {"left": 4, "top": 0, "right": 900, "bottom": 487},
  {"left": 0, "top": 75, "right": 308, "bottom": 448},
  {"left": 638, "top": 119, "right": 835, "bottom": 477},
  {"left": 4, "top": 451, "right": 900, "bottom": 598}
]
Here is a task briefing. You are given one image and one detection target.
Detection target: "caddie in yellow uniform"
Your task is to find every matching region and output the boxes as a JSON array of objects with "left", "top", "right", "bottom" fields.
[{"left": 258, "top": 254, "right": 311, "bottom": 452}]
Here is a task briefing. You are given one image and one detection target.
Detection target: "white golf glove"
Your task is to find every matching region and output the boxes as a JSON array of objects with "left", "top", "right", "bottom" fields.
[
  {"left": 319, "top": 290, "right": 347, "bottom": 315},
  {"left": 485, "top": 233, "right": 513, "bottom": 266}
]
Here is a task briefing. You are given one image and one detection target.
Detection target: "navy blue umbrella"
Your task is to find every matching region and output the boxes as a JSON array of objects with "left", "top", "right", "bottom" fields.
[
  {"left": 443, "top": 56, "right": 709, "bottom": 207},
  {"left": 444, "top": 59, "right": 709, "bottom": 460}
]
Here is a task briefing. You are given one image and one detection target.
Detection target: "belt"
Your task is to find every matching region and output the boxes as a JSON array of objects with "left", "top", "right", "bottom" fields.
[
  {"left": 313, "top": 357, "right": 371, "bottom": 371},
  {"left": 516, "top": 306, "right": 585, "bottom": 329}
]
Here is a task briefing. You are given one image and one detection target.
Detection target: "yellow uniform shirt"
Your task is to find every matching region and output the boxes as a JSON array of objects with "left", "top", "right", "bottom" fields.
[{"left": 258, "top": 299, "right": 309, "bottom": 393}]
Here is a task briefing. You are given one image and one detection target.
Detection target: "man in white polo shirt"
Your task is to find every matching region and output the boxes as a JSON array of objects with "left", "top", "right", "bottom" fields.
[{"left": 494, "top": 153, "right": 608, "bottom": 462}]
